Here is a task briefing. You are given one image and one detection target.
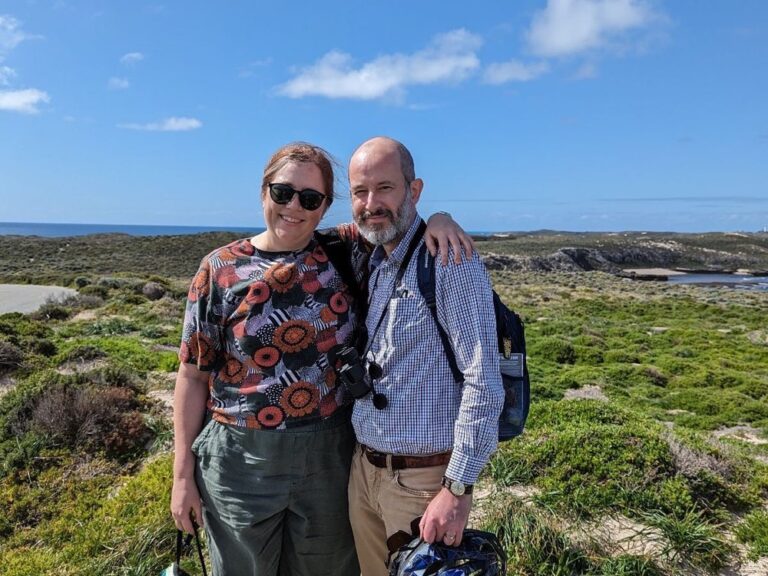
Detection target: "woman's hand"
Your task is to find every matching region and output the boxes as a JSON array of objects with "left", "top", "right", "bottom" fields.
[
  {"left": 424, "top": 212, "right": 475, "bottom": 265},
  {"left": 171, "top": 475, "right": 203, "bottom": 533}
]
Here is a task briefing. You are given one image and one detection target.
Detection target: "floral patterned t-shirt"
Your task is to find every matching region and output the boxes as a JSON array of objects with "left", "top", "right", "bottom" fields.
[{"left": 179, "top": 225, "right": 368, "bottom": 429}]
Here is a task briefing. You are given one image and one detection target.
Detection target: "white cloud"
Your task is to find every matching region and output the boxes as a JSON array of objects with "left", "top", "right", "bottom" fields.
[
  {"left": 0, "top": 65, "right": 15, "bottom": 85},
  {"left": 120, "top": 51, "right": 144, "bottom": 65},
  {"left": 0, "top": 15, "right": 32, "bottom": 56},
  {"left": 108, "top": 76, "right": 130, "bottom": 90},
  {"left": 527, "top": 0, "right": 654, "bottom": 57},
  {"left": 118, "top": 116, "right": 202, "bottom": 132},
  {"left": 483, "top": 60, "right": 549, "bottom": 84},
  {"left": 278, "top": 29, "right": 482, "bottom": 100},
  {"left": 0, "top": 88, "right": 49, "bottom": 114}
]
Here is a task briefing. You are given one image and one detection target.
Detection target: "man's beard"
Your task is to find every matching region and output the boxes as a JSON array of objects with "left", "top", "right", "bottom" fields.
[{"left": 356, "top": 197, "right": 415, "bottom": 246}]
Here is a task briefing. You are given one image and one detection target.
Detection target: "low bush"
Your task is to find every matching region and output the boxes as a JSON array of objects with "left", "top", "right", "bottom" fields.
[
  {"left": 31, "top": 303, "right": 70, "bottom": 321},
  {"left": 78, "top": 284, "right": 109, "bottom": 299},
  {"left": 0, "top": 341, "right": 24, "bottom": 373},
  {"left": 531, "top": 336, "right": 576, "bottom": 364},
  {"left": 481, "top": 501, "right": 592, "bottom": 575},
  {"left": 735, "top": 509, "right": 768, "bottom": 559}
]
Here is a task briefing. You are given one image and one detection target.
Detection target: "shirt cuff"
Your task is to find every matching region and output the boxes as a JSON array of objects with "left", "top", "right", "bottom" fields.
[{"left": 445, "top": 450, "right": 488, "bottom": 485}]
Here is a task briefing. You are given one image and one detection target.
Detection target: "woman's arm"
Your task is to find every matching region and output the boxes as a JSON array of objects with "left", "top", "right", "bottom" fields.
[
  {"left": 170, "top": 362, "right": 210, "bottom": 533},
  {"left": 424, "top": 212, "right": 476, "bottom": 265}
]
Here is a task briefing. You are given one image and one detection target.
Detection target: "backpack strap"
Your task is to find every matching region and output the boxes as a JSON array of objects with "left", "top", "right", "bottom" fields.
[
  {"left": 415, "top": 243, "right": 464, "bottom": 384},
  {"left": 314, "top": 229, "right": 368, "bottom": 316}
]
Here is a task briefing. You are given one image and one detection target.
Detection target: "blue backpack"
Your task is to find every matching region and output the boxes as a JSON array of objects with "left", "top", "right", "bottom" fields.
[{"left": 416, "top": 244, "right": 530, "bottom": 441}]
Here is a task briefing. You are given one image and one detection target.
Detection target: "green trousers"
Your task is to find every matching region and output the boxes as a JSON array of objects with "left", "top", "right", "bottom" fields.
[{"left": 192, "top": 408, "right": 359, "bottom": 576}]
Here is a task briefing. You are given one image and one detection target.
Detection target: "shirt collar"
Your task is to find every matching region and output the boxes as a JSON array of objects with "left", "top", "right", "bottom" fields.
[{"left": 369, "top": 214, "right": 422, "bottom": 271}]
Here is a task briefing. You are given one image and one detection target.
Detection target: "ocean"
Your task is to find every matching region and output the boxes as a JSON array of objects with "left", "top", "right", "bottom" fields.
[{"left": 0, "top": 222, "right": 262, "bottom": 237}]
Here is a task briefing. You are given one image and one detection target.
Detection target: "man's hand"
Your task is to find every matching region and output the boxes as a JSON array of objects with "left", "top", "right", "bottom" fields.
[
  {"left": 171, "top": 475, "right": 204, "bottom": 534},
  {"left": 418, "top": 488, "right": 472, "bottom": 547},
  {"left": 424, "top": 212, "right": 475, "bottom": 265}
]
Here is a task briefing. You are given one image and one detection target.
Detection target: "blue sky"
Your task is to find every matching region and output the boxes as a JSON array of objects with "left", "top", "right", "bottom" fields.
[{"left": 0, "top": 0, "right": 766, "bottom": 232}]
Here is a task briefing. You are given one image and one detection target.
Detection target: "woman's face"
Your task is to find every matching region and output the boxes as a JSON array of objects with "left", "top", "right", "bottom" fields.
[{"left": 261, "top": 161, "right": 327, "bottom": 251}]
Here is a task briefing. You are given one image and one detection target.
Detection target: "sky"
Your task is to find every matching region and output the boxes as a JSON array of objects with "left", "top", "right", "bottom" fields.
[{"left": 0, "top": 0, "right": 766, "bottom": 233}]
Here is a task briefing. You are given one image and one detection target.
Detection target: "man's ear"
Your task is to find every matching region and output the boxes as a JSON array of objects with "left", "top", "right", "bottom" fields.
[{"left": 409, "top": 178, "right": 424, "bottom": 203}]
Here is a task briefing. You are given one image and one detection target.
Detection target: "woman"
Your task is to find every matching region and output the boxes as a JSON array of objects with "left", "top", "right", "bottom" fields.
[{"left": 171, "top": 142, "right": 470, "bottom": 576}]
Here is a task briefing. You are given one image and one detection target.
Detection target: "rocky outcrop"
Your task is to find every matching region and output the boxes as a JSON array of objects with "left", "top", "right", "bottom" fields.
[{"left": 482, "top": 248, "right": 622, "bottom": 273}]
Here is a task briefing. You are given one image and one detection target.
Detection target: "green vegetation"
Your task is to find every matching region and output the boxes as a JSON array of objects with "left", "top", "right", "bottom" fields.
[{"left": 0, "top": 232, "right": 766, "bottom": 574}]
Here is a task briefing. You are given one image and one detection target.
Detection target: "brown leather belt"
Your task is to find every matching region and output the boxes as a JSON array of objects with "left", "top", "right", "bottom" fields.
[{"left": 361, "top": 444, "right": 451, "bottom": 470}]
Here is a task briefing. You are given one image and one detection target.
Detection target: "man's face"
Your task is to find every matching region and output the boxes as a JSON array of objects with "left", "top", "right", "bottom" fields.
[{"left": 349, "top": 142, "right": 419, "bottom": 247}]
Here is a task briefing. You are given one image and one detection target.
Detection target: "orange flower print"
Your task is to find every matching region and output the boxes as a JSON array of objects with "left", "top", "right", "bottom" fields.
[
  {"left": 302, "top": 271, "right": 321, "bottom": 294},
  {"left": 188, "top": 332, "right": 216, "bottom": 365},
  {"left": 325, "top": 369, "right": 337, "bottom": 388},
  {"left": 257, "top": 406, "right": 285, "bottom": 428},
  {"left": 316, "top": 327, "right": 338, "bottom": 353},
  {"left": 245, "top": 281, "right": 271, "bottom": 305},
  {"left": 273, "top": 320, "right": 316, "bottom": 353},
  {"left": 217, "top": 248, "right": 236, "bottom": 262},
  {"left": 217, "top": 265, "right": 241, "bottom": 289},
  {"left": 312, "top": 244, "right": 329, "bottom": 263},
  {"left": 219, "top": 357, "right": 246, "bottom": 384},
  {"left": 319, "top": 392, "right": 338, "bottom": 418},
  {"left": 329, "top": 292, "right": 348, "bottom": 314},
  {"left": 265, "top": 262, "right": 298, "bottom": 293},
  {"left": 320, "top": 307, "right": 337, "bottom": 323},
  {"left": 188, "top": 267, "right": 210, "bottom": 302},
  {"left": 279, "top": 381, "right": 320, "bottom": 417},
  {"left": 253, "top": 346, "right": 280, "bottom": 368}
]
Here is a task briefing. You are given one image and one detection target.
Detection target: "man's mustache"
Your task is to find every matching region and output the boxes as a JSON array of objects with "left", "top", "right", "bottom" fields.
[{"left": 360, "top": 209, "right": 394, "bottom": 221}]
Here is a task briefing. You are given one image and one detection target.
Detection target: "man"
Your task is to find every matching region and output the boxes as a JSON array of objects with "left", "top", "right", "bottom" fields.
[{"left": 347, "top": 136, "right": 504, "bottom": 576}]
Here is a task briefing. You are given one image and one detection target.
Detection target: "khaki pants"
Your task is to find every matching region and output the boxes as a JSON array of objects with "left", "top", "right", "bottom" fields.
[{"left": 348, "top": 444, "right": 447, "bottom": 576}]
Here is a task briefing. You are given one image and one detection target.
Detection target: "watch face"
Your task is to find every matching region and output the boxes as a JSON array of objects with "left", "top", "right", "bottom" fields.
[{"left": 450, "top": 480, "right": 465, "bottom": 496}]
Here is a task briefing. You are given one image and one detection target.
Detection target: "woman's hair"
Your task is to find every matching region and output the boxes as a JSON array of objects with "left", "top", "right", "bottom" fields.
[{"left": 261, "top": 142, "right": 336, "bottom": 208}]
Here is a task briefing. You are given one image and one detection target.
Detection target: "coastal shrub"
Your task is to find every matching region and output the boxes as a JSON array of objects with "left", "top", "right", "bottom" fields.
[
  {"left": 604, "top": 364, "right": 664, "bottom": 388},
  {"left": 573, "top": 345, "right": 604, "bottom": 365},
  {"left": 56, "top": 337, "right": 161, "bottom": 373},
  {"left": 738, "top": 378, "right": 768, "bottom": 400},
  {"left": 83, "top": 317, "right": 137, "bottom": 336},
  {"left": 590, "top": 555, "right": 662, "bottom": 576},
  {"left": 0, "top": 455, "right": 184, "bottom": 575},
  {"left": 74, "top": 276, "right": 90, "bottom": 288},
  {"left": 481, "top": 502, "right": 592, "bottom": 575},
  {"left": 603, "top": 348, "right": 641, "bottom": 364},
  {"left": 27, "top": 337, "right": 57, "bottom": 357},
  {"left": 531, "top": 336, "right": 576, "bottom": 364},
  {"left": 642, "top": 508, "right": 733, "bottom": 571},
  {"left": 660, "top": 389, "right": 768, "bottom": 430},
  {"left": 672, "top": 368, "right": 750, "bottom": 390},
  {"left": 553, "top": 366, "right": 604, "bottom": 391},
  {"left": 490, "top": 401, "right": 682, "bottom": 517},
  {"left": 62, "top": 344, "right": 105, "bottom": 362},
  {"left": 0, "top": 341, "right": 24, "bottom": 373},
  {"left": 31, "top": 302, "right": 70, "bottom": 321},
  {"left": 139, "top": 325, "right": 167, "bottom": 339},
  {"left": 735, "top": 510, "right": 768, "bottom": 559},
  {"left": 78, "top": 284, "right": 109, "bottom": 299}
]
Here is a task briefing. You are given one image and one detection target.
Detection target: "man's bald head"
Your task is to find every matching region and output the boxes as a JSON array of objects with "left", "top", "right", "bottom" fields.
[{"left": 351, "top": 137, "right": 415, "bottom": 184}]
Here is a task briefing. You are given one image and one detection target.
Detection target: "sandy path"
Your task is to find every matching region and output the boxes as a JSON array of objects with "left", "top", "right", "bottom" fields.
[{"left": 0, "top": 284, "right": 78, "bottom": 314}]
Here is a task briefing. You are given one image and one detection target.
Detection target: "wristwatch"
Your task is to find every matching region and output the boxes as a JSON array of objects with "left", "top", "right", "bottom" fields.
[{"left": 441, "top": 476, "right": 474, "bottom": 496}]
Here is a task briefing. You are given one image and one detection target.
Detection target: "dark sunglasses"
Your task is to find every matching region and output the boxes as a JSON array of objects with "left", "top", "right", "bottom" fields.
[{"left": 268, "top": 183, "right": 327, "bottom": 211}]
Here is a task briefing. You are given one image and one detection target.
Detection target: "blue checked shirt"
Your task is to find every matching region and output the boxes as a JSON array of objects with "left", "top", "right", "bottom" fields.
[{"left": 351, "top": 216, "right": 504, "bottom": 484}]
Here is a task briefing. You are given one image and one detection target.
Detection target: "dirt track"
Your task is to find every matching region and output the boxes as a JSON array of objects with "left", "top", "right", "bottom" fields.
[{"left": 0, "top": 284, "right": 77, "bottom": 314}]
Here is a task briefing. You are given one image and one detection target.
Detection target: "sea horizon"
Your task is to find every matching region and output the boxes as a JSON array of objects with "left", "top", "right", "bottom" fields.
[
  {"left": 2, "top": 221, "right": 767, "bottom": 239},
  {"left": 0, "top": 221, "right": 263, "bottom": 238}
]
